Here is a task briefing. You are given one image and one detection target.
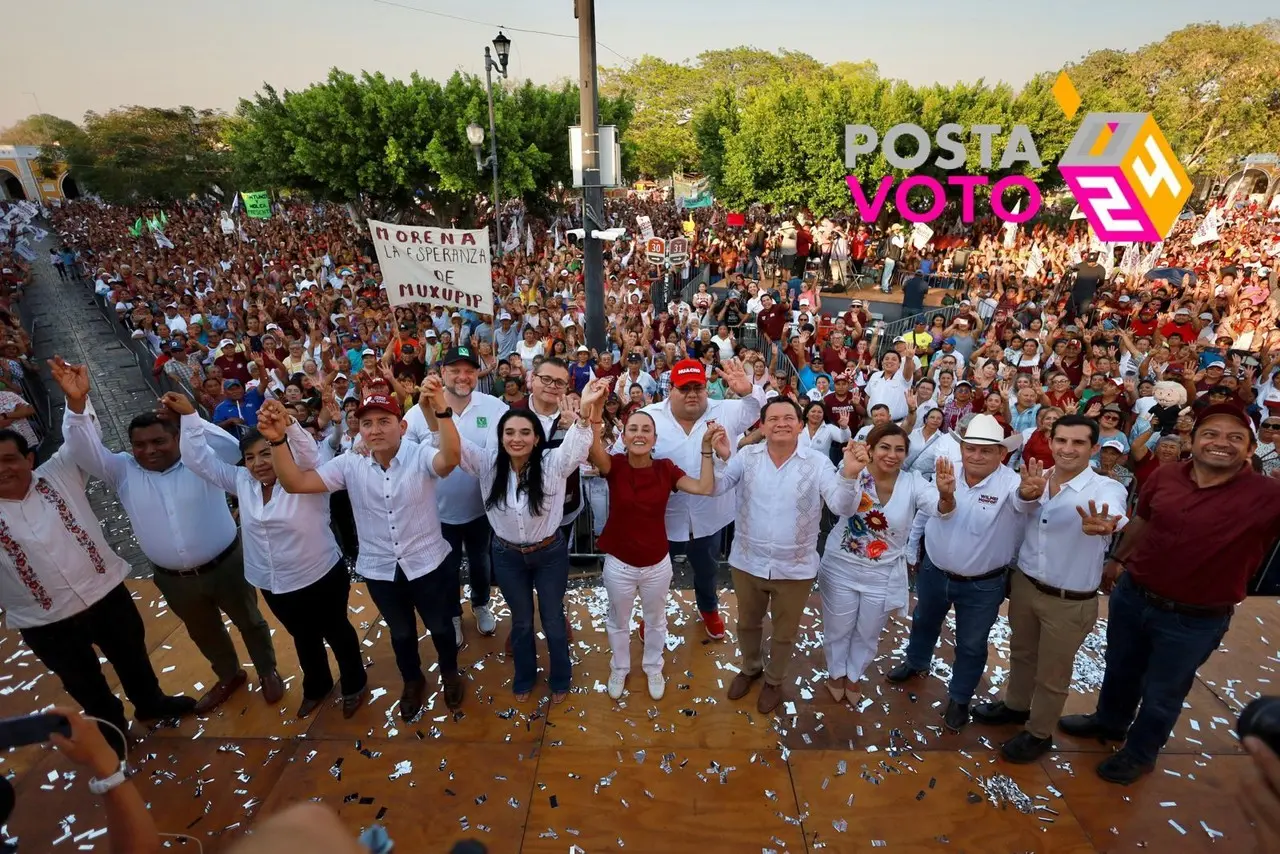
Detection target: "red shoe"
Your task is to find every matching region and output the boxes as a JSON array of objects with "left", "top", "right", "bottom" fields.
[{"left": 701, "top": 609, "right": 726, "bottom": 640}]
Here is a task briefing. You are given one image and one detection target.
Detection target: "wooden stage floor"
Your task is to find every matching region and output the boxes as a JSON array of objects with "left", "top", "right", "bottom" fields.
[{"left": 2, "top": 581, "right": 1275, "bottom": 853}]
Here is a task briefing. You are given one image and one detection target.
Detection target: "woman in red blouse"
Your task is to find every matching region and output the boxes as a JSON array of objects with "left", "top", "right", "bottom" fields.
[{"left": 587, "top": 404, "right": 726, "bottom": 702}]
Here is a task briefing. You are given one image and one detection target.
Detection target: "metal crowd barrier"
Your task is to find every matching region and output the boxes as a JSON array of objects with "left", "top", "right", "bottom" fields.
[{"left": 876, "top": 303, "right": 964, "bottom": 358}]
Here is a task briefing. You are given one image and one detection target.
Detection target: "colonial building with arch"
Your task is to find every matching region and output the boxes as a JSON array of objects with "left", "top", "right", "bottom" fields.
[{"left": 0, "top": 145, "right": 80, "bottom": 203}]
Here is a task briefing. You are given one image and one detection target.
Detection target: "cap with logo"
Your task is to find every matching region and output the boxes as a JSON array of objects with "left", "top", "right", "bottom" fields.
[
  {"left": 355, "top": 392, "right": 402, "bottom": 419},
  {"left": 442, "top": 346, "right": 480, "bottom": 368},
  {"left": 671, "top": 359, "right": 707, "bottom": 388}
]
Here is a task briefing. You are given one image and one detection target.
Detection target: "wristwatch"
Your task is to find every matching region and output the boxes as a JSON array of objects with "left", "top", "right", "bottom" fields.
[
  {"left": 434, "top": 407, "right": 453, "bottom": 418},
  {"left": 89, "top": 763, "right": 128, "bottom": 794}
]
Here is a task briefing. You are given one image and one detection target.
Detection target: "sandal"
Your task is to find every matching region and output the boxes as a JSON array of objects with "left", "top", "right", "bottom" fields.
[
  {"left": 514, "top": 691, "right": 531, "bottom": 702},
  {"left": 551, "top": 691, "right": 569, "bottom": 704}
]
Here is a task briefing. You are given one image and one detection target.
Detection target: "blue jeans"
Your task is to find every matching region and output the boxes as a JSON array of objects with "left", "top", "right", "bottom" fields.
[
  {"left": 903, "top": 554, "right": 1008, "bottom": 704},
  {"left": 493, "top": 533, "right": 572, "bottom": 693},
  {"left": 440, "top": 515, "right": 493, "bottom": 616},
  {"left": 881, "top": 258, "right": 897, "bottom": 292},
  {"left": 1095, "top": 573, "right": 1230, "bottom": 765},
  {"left": 669, "top": 527, "right": 724, "bottom": 613},
  {"left": 745, "top": 250, "right": 761, "bottom": 279}
]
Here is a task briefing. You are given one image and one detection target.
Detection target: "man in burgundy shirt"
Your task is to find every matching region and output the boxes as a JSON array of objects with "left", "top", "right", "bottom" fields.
[
  {"left": 213, "top": 339, "right": 252, "bottom": 384},
  {"left": 755, "top": 292, "right": 789, "bottom": 363},
  {"left": 822, "top": 374, "right": 864, "bottom": 426},
  {"left": 1060, "top": 403, "right": 1280, "bottom": 784}
]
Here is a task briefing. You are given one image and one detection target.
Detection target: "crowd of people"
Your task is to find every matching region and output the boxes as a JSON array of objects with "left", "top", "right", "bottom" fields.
[{"left": 1, "top": 186, "right": 1280, "bottom": 848}]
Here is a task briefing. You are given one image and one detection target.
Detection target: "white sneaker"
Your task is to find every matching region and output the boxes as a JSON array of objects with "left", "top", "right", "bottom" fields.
[
  {"left": 647, "top": 672, "right": 665, "bottom": 700},
  {"left": 607, "top": 672, "right": 627, "bottom": 700},
  {"left": 452, "top": 615, "right": 464, "bottom": 647},
  {"left": 474, "top": 604, "right": 497, "bottom": 636}
]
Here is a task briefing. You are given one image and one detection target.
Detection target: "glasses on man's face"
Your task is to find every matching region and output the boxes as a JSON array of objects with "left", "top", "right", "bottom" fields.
[
  {"left": 1262, "top": 423, "right": 1280, "bottom": 430},
  {"left": 535, "top": 374, "right": 569, "bottom": 390},
  {"left": 677, "top": 384, "right": 706, "bottom": 395}
]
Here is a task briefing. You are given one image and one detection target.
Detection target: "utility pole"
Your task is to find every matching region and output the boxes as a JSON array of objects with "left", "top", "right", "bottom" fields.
[
  {"left": 576, "top": 0, "right": 607, "bottom": 353},
  {"left": 484, "top": 45, "right": 504, "bottom": 256}
]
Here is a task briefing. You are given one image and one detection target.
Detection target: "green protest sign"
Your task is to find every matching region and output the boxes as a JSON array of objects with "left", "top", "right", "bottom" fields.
[{"left": 241, "top": 191, "right": 271, "bottom": 219}]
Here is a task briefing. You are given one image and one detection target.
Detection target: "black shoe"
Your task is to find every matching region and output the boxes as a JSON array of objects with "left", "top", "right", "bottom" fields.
[
  {"left": 943, "top": 699, "right": 970, "bottom": 732},
  {"left": 1096, "top": 750, "right": 1155, "bottom": 785},
  {"left": 1000, "top": 731, "right": 1053, "bottom": 764},
  {"left": 972, "top": 701, "right": 1031, "bottom": 726},
  {"left": 443, "top": 673, "right": 464, "bottom": 711},
  {"left": 886, "top": 662, "right": 926, "bottom": 684},
  {"left": 1058, "top": 713, "right": 1127, "bottom": 742},
  {"left": 135, "top": 694, "right": 198, "bottom": 722},
  {"left": 399, "top": 675, "right": 426, "bottom": 722}
]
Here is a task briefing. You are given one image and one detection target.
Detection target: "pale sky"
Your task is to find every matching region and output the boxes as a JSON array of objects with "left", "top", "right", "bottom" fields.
[{"left": 1, "top": 0, "right": 1274, "bottom": 128}]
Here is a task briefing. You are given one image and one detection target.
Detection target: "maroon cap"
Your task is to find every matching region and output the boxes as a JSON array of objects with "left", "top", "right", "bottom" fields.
[
  {"left": 1193, "top": 402, "right": 1252, "bottom": 434},
  {"left": 671, "top": 359, "right": 707, "bottom": 388},
  {"left": 355, "top": 392, "right": 402, "bottom": 419}
]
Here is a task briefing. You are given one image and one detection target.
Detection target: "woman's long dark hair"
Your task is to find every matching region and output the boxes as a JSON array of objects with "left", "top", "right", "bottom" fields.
[{"left": 486, "top": 410, "right": 550, "bottom": 516}]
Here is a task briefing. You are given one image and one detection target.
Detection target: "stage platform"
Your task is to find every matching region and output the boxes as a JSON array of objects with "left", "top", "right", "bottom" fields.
[{"left": 2, "top": 580, "right": 1275, "bottom": 853}]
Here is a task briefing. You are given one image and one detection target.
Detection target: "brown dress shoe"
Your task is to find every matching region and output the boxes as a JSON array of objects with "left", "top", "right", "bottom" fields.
[
  {"left": 756, "top": 682, "right": 784, "bottom": 715},
  {"left": 296, "top": 696, "right": 324, "bottom": 719},
  {"left": 727, "top": 671, "right": 762, "bottom": 701},
  {"left": 194, "top": 670, "right": 247, "bottom": 714},
  {"left": 259, "top": 671, "right": 285, "bottom": 705},
  {"left": 342, "top": 687, "right": 367, "bottom": 719},
  {"left": 565, "top": 615, "right": 574, "bottom": 644},
  {"left": 443, "top": 673, "right": 464, "bottom": 711},
  {"left": 399, "top": 676, "right": 426, "bottom": 722}
]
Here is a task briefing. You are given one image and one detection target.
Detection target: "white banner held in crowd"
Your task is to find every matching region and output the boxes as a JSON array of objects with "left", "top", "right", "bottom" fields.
[
  {"left": 1002, "top": 200, "right": 1021, "bottom": 248},
  {"left": 1118, "top": 243, "right": 1141, "bottom": 277},
  {"left": 368, "top": 219, "right": 493, "bottom": 314},
  {"left": 13, "top": 241, "right": 35, "bottom": 262},
  {"left": 637, "top": 215, "right": 655, "bottom": 240},
  {"left": 1139, "top": 242, "right": 1163, "bottom": 274},
  {"left": 1191, "top": 209, "right": 1220, "bottom": 246},
  {"left": 1024, "top": 243, "right": 1045, "bottom": 278},
  {"left": 525, "top": 224, "right": 533, "bottom": 256},
  {"left": 154, "top": 231, "right": 175, "bottom": 250},
  {"left": 1069, "top": 204, "right": 1087, "bottom": 220},
  {"left": 910, "top": 222, "right": 934, "bottom": 250}
]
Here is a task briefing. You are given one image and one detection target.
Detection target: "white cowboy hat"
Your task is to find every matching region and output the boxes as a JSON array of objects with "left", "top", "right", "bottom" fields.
[{"left": 960, "top": 413, "right": 1023, "bottom": 451}]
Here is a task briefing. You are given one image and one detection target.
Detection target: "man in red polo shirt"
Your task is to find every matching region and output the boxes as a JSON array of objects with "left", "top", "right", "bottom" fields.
[
  {"left": 755, "top": 292, "right": 789, "bottom": 364},
  {"left": 1060, "top": 403, "right": 1280, "bottom": 784}
]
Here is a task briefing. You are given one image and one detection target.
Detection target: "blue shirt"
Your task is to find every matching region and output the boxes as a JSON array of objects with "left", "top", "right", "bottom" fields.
[
  {"left": 568, "top": 360, "right": 595, "bottom": 393},
  {"left": 212, "top": 388, "right": 265, "bottom": 434}
]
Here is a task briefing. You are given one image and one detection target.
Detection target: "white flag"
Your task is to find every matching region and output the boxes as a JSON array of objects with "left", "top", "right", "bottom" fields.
[
  {"left": 502, "top": 223, "right": 520, "bottom": 253},
  {"left": 1139, "top": 242, "right": 1163, "bottom": 274},
  {"left": 230, "top": 192, "right": 240, "bottom": 215},
  {"left": 239, "top": 226, "right": 250, "bottom": 243},
  {"left": 1191, "top": 209, "right": 1220, "bottom": 246},
  {"left": 526, "top": 224, "right": 534, "bottom": 256},
  {"left": 1069, "top": 204, "right": 1087, "bottom": 220},
  {"left": 1098, "top": 243, "right": 1115, "bottom": 275},
  {"left": 1002, "top": 200, "right": 1021, "bottom": 249},
  {"left": 1024, "top": 243, "right": 1045, "bottom": 278},
  {"left": 154, "top": 231, "right": 175, "bottom": 250},
  {"left": 1116, "top": 243, "right": 1140, "bottom": 277}
]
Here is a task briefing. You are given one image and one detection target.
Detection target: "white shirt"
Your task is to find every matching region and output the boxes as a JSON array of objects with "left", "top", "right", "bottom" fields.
[
  {"left": 406, "top": 393, "right": 508, "bottom": 524},
  {"left": 316, "top": 440, "right": 448, "bottom": 582},
  {"left": 632, "top": 389, "right": 765, "bottom": 541},
  {"left": 179, "top": 414, "right": 342, "bottom": 594},
  {"left": 712, "top": 443, "right": 862, "bottom": 580},
  {"left": 865, "top": 369, "right": 911, "bottom": 421},
  {"left": 0, "top": 447, "right": 132, "bottom": 629},
  {"left": 923, "top": 463, "right": 1028, "bottom": 577},
  {"left": 1013, "top": 467, "right": 1129, "bottom": 593},
  {"left": 801, "top": 422, "right": 850, "bottom": 457},
  {"left": 615, "top": 370, "right": 657, "bottom": 399},
  {"left": 62, "top": 406, "right": 241, "bottom": 570},
  {"left": 458, "top": 421, "right": 593, "bottom": 544}
]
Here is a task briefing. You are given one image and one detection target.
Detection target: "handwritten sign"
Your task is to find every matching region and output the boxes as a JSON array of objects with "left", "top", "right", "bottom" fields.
[
  {"left": 368, "top": 219, "right": 493, "bottom": 314},
  {"left": 241, "top": 191, "right": 271, "bottom": 219}
]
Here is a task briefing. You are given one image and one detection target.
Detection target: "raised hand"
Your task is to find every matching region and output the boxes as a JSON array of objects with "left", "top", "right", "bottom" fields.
[
  {"left": 935, "top": 456, "right": 957, "bottom": 497},
  {"left": 716, "top": 358, "right": 753, "bottom": 397},
  {"left": 711, "top": 422, "right": 732, "bottom": 460},
  {"left": 419, "top": 374, "right": 446, "bottom": 412},
  {"left": 1019, "top": 458, "right": 1048, "bottom": 500},
  {"left": 159, "top": 391, "right": 196, "bottom": 417},
  {"left": 1077, "top": 500, "right": 1119, "bottom": 537},
  {"left": 906, "top": 388, "right": 918, "bottom": 412},
  {"left": 842, "top": 440, "right": 870, "bottom": 479},
  {"left": 837, "top": 410, "right": 851, "bottom": 429},
  {"left": 560, "top": 393, "right": 582, "bottom": 427},
  {"left": 701, "top": 419, "right": 722, "bottom": 450},
  {"left": 257, "top": 399, "right": 290, "bottom": 442},
  {"left": 48, "top": 356, "right": 90, "bottom": 403},
  {"left": 581, "top": 377, "right": 609, "bottom": 414}
]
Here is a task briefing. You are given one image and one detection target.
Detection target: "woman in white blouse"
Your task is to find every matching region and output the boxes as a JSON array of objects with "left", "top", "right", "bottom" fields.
[
  {"left": 818, "top": 423, "right": 949, "bottom": 705},
  {"left": 455, "top": 379, "right": 607, "bottom": 704},
  {"left": 168, "top": 394, "right": 367, "bottom": 720},
  {"left": 904, "top": 406, "right": 946, "bottom": 478},
  {"left": 800, "top": 401, "right": 851, "bottom": 456}
]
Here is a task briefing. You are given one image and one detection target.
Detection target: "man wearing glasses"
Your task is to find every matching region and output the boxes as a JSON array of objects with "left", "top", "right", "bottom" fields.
[
  {"left": 1257, "top": 418, "right": 1280, "bottom": 476},
  {"left": 631, "top": 358, "right": 764, "bottom": 639},
  {"left": 520, "top": 358, "right": 585, "bottom": 538}
]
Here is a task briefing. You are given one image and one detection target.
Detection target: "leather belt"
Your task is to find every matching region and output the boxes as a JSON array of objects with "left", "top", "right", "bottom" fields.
[
  {"left": 493, "top": 533, "right": 560, "bottom": 554},
  {"left": 937, "top": 565, "right": 1008, "bottom": 583},
  {"left": 1129, "top": 578, "right": 1234, "bottom": 618},
  {"left": 153, "top": 537, "right": 239, "bottom": 578},
  {"left": 1020, "top": 569, "right": 1096, "bottom": 601}
]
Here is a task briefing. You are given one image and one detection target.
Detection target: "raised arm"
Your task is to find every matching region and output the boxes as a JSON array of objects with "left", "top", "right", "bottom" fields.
[
  {"left": 418, "top": 375, "right": 460, "bottom": 478},
  {"left": 675, "top": 422, "right": 724, "bottom": 496},
  {"left": 49, "top": 356, "right": 128, "bottom": 487},
  {"left": 261, "top": 399, "right": 331, "bottom": 494},
  {"left": 172, "top": 400, "right": 239, "bottom": 495}
]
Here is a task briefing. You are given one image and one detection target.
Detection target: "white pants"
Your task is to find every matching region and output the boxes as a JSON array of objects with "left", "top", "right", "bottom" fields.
[
  {"left": 602, "top": 554, "right": 672, "bottom": 676},
  {"left": 818, "top": 570, "right": 890, "bottom": 684}
]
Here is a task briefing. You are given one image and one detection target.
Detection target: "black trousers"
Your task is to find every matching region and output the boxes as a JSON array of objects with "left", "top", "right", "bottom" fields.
[
  {"left": 329, "top": 491, "right": 359, "bottom": 560},
  {"left": 261, "top": 559, "right": 367, "bottom": 700},
  {"left": 365, "top": 565, "right": 458, "bottom": 684},
  {"left": 20, "top": 583, "right": 167, "bottom": 758}
]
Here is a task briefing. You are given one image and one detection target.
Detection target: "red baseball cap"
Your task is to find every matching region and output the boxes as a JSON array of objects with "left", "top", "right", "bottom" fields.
[
  {"left": 355, "top": 392, "right": 402, "bottom": 419},
  {"left": 671, "top": 359, "right": 707, "bottom": 388},
  {"left": 1193, "top": 402, "right": 1252, "bottom": 435}
]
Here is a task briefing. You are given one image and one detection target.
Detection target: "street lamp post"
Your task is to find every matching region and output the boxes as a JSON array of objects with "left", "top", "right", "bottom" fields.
[{"left": 468, "top": 31, "right": 510, "bottom": 257}]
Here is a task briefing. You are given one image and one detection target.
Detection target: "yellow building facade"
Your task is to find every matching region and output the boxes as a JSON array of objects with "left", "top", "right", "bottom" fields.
[{"left": 0, "top": 145, "right": 79, "bottom": 203}]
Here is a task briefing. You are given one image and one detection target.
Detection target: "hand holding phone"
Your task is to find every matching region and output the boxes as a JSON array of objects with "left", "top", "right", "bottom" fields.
[{"left": 0, "top": 712, "right": 71, "bottom": 750}]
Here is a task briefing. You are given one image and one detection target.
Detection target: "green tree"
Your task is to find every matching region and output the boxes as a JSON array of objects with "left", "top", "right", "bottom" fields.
[
  {"left": 0, "top": 114, "right": 81, "bottom": 147},
  {"left": 48, "top": 106, "right": 229, "bottom": 203}
]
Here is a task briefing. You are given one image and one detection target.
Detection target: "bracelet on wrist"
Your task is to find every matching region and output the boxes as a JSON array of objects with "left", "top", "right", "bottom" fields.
[{"left": 268, "top": 437, "right": 288, "bottom": 447}]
